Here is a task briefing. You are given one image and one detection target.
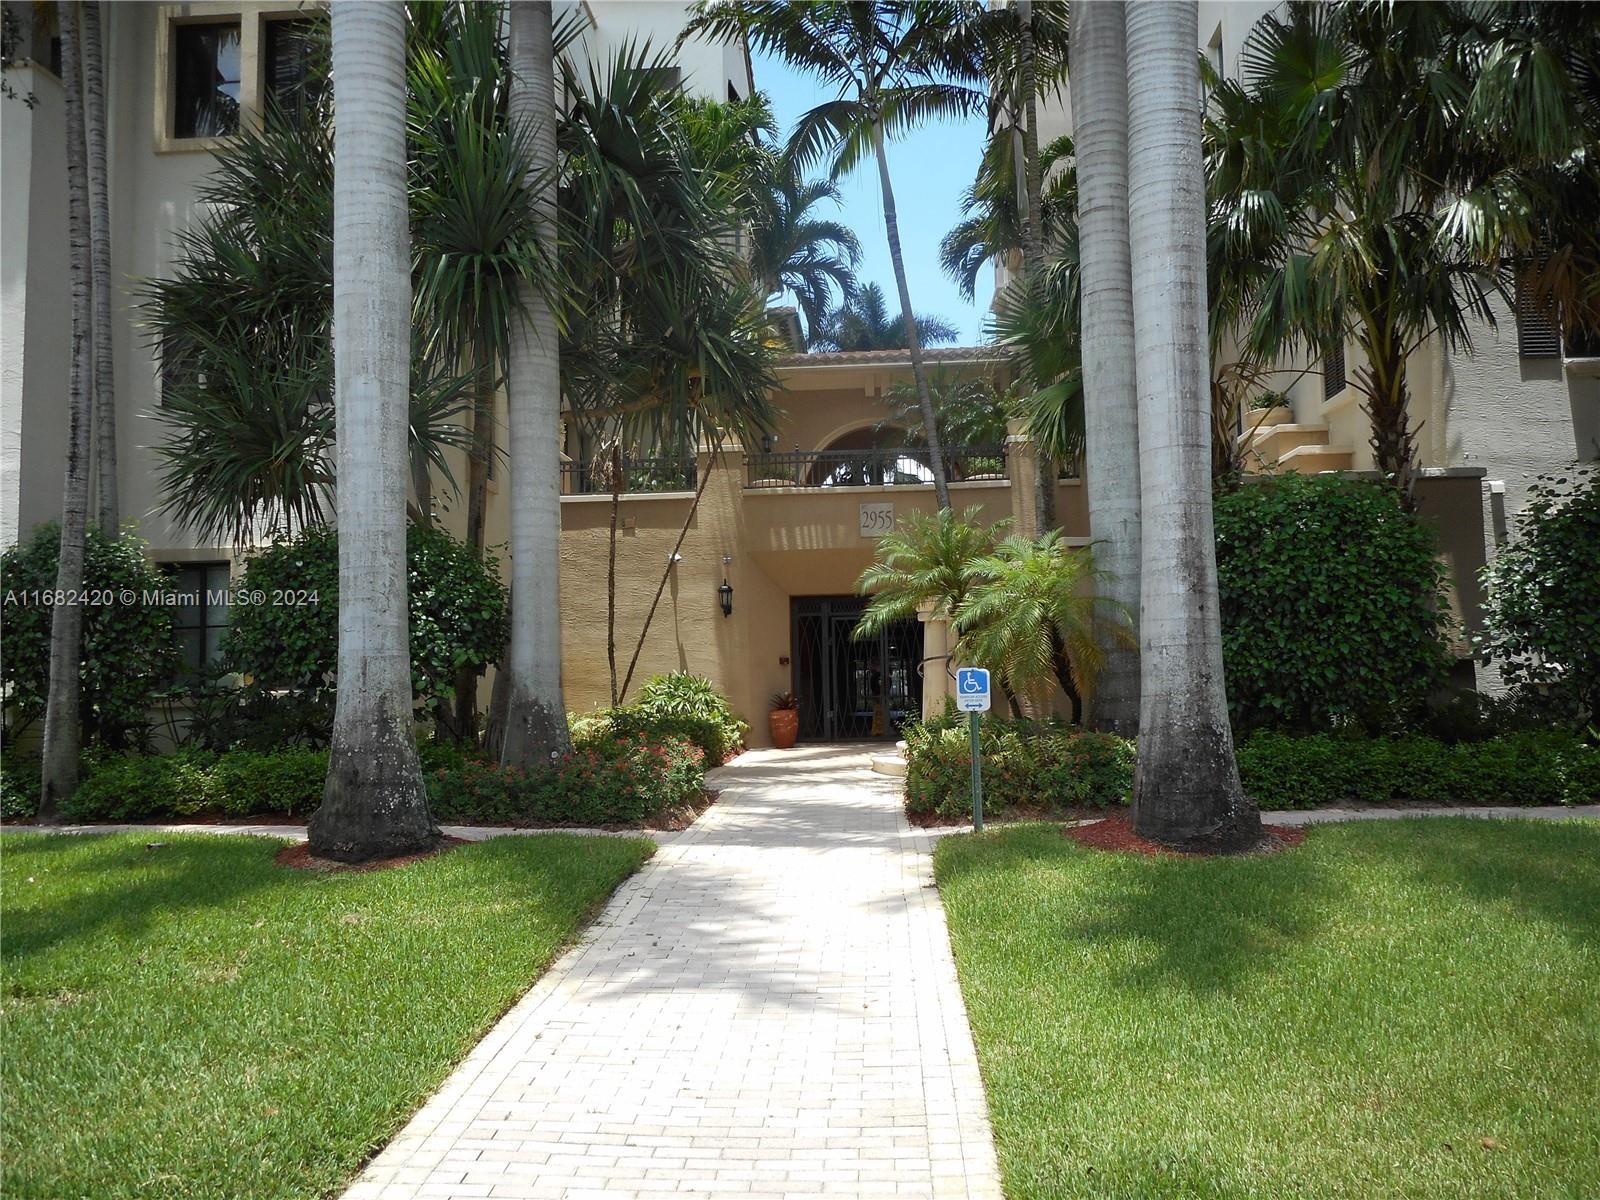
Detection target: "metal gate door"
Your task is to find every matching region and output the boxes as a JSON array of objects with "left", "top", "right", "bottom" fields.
[{"left": 791, "top": 596, "right": 923, "bottom": 741}]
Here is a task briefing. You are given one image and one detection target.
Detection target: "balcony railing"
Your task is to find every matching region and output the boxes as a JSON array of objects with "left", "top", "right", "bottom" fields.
[
  {"left": 561, "top": 455, "right": 696, "bottom": 496},
  {"left": 744, "top": 444, "right": 1008, "bottom": 490}
]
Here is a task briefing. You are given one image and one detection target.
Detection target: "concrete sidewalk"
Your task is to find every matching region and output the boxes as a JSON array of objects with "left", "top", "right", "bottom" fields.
[{"left": 341, "top": 744, "right": 1002, "bottom": 1200}]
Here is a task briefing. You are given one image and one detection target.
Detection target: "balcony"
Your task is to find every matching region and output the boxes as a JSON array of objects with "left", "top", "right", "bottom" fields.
[
  {"left": 560, "top": 454, "right": 696, "bottom": 496},
  {"left": 744, "top": 444, "right": 1008, "bottom": 490}
]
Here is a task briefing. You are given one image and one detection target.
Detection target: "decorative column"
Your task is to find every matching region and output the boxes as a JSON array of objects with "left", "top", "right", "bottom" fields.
[
  {"left": 1006, "top": 419, "right": 1040, "bottom": 539},
  {"left": 918, "top": 601, "right": 950, "bottom": 719}
]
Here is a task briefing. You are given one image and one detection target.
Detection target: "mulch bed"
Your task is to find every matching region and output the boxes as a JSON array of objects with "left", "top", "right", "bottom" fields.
[
  {"left": 646, "top": 788, "right": 718, "bottom": 832},
  {"left": 1065, "top": 812, "right": 1304, "bottom": 858},
  {"left": 275, "top": 835, "right": 468, "bottom": 874},
  {"left": 908, "top": 803, "right": 1102, "bottom": 829}
]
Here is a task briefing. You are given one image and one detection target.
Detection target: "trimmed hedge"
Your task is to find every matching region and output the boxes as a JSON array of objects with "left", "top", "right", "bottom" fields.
[
  {"left": 57, "top": 731, "right": 705, "bottom": 826},
  {"left": 902, "top": 717, "right": 1600, "bottom": 817}
]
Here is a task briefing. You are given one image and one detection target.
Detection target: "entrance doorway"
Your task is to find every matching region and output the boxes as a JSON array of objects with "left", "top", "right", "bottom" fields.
[{"left": 791, "top": 596, "right": 924, "bottom": 741}]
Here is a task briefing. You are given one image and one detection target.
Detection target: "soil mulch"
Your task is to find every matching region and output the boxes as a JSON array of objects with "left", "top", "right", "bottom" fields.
[
  {"left": 275, "top": 835, "right": 468, "bottom": 874},
  {"left": 1065, "top": 812, "right": 1304, "bottom": 858},
  {"left": 908, "top": 803, "right": 1101, "bottom": 829},
  {"left": 646, "top": 787, "right": 718, "bottom": 832}
]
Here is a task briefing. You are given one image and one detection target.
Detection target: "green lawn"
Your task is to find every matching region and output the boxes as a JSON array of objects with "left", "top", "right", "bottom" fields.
[
  {"left": 935, "top": 819, "right": 1600, "bottom": 1200},
  {"left": 1, "top": 831, "right": 653, "bottom": 1200}
]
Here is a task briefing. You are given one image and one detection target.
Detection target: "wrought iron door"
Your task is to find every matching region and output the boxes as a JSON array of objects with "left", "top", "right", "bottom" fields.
[{"left": 791, "top": 597, "right": 923, "bottom": 741}]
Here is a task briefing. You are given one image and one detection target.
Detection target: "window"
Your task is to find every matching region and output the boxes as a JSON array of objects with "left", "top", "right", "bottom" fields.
[
  {"left": 173, "top": 21, "right": 241, "bottom": 138},
  {"left": 1322, "top": 340, "right": 1346, "bottom": 400},
  {"left": 263, "top": 17, "right": 319, "bottom": 118},
  {"left": 1515, "top": 273, "right": 1562, "bottom": 359},
  {"left": 163, "top": 562, "right": 231, "bottom": 675}
]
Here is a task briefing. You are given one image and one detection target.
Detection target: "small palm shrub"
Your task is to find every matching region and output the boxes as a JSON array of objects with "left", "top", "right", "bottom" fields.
[{"left": 629, "top": 673, "right": 747, "bottom": 760}]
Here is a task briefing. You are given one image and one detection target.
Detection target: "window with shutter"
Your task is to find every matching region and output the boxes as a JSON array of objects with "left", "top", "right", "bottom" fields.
[
  {"left": 1515, "top": 273, "right": 1562, "bottom": 358},
  {"left": 1322, "top": 340, "right": 1346, "bottom": 400}
]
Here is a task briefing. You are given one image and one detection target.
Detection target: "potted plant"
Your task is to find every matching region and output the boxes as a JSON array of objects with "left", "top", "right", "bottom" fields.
[{"left": 768, "top": 691, "right": 799, "bottom": 749}]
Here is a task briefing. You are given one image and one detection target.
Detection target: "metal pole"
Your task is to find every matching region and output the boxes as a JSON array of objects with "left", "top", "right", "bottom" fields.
[{"left": 969, "top": 710, "right": 983, "bottom": 832}]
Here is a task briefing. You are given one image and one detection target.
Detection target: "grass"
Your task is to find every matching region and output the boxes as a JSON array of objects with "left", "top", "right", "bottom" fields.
[
  {"left": 1, "top": 831, "right": 653, "bottom": 1200},
  {"left": 934, "top": 819, "right": 1600, "bottom": 1199}
]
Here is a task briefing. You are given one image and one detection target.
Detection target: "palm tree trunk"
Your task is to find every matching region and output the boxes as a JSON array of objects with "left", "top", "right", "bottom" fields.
[
  {"left": 871, "top": 117, "right": 950, "bottom": 509},
  {"left": 1069, "top": 0, "right": 1140, "bottom": 736},
  {"left": 619, "top": 448, "right": 713, "bottom": 700},
  {"left": 499, "top": 0, "right": 571, "bottom": 767},
  {"left": 411, "top": 447, "right": 433, "bottom": 523},
  {"left": 1357, "top": 327, "right": 1419, "bottom": 510},
  {"left": 310, "top": 0, "right": 438, "bottom": 863},
  {"left": 38, "top": 0, "right": 93, "bottom": 823},
  {"left": 606, "top": 442, "right": 623, "bottom": 707},
  {"left": 1123, "top": 1, "right": 1259, "bottom": 851},
  {"left": 81, "top": 0, "right": 116, "bottom": 534},
  {"left": 465, "top": 366, "right": 493, "bottom": 554},
  {"left": 1017, "top": 0, "right": 1057, "bottom": 532}
]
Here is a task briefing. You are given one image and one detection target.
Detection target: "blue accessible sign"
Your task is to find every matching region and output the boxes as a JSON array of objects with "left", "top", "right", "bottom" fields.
[{"left": 956, "top": 666, "right": 991, "bottom": 712}]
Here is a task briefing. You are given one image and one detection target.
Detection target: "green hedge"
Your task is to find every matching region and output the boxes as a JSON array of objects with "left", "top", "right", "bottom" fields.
[
  {"left": 55, "top": 732, "right": 705, "bottom": 827},
  {"left": 902, "top": 717, "right": 1600, "bottom": 817},
  {"left": 571, "top": 673, "right": 747, "bottom": 766}
]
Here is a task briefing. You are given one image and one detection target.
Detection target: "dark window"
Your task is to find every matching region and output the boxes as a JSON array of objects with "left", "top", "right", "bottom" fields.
[
  {"left": 1322, "top": 340, "right": 1346, "bottom": 400},
  {"left": 264, "top": 18, "right": 320, "bottom": 119},
  {"left": 173, "top": 21, "right": 241, "bottom": 138},
  {"left": 1515, "top": 274, "right": 1562, "bottom": 358},
  {"left": 163, "top": 562, "right": 232, "bottom": 675}
]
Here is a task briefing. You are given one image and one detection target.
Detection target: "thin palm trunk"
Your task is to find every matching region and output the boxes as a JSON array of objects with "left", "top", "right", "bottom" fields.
[
  {"left": 1123, "top": 1, "right": 1259, "bottom": 850},
  {"left": 1069, "top": 0, "right": 1140, "bottom": 735},
  {"left": 451, "top": 361, "right": 495, "bottom": 741},
  {"left": 1016, "top": 0, "right": 1056, "bottom": 531},
  {"left": 1357, "top": 318, "right": 1419, "bottom": 509},
  {"left": 607, "top": 442, "right": 622, "bottom": 707},
  {"left": 309, "top": 0, "right": 438, "bottom": 863},
  {"left": 499, "top": 0, "right": 571, "bottom": 767},
  {"left": 619, "top": 448, "right": 713, "bottom": 700},
  {"left": 38, "top": 0, "right": 93, "bottom": 823},
  {"left": 872, "top": 119, "right": 950, "bottom": 509},
  {"left": 82, "top": 0, "right": 116, "bottom": 533}
]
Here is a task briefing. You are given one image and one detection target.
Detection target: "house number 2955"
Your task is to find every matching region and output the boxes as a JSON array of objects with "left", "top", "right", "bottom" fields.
[{"left": 859, "top": 502, "right": 895, "bottom": 538}]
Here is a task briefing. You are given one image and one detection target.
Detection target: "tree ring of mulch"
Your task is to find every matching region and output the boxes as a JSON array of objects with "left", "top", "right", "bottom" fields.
[
  {"left": 1065, "top": 813, "right": 1304, "bottom": 858},
  {"left": 275, "top": 835, "right": 468, "bottom": 873}
]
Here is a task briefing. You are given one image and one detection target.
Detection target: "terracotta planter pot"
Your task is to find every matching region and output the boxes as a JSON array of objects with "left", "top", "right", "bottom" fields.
[{"left": 768, "top": 708, "right": 799, "bottom": 749}]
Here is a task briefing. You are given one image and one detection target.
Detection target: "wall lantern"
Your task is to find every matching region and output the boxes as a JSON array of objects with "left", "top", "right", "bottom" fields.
[{"left": 718, "top": 578, "right": 734, "bottom": 617}]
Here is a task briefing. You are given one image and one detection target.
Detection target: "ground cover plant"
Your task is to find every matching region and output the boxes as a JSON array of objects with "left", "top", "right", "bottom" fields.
[
  {"left": 0, "top": 830, "right": 652, "bottom": 1200},
  {"left": 936, "top": 819, "right": 1600, "bottom": 1199}
]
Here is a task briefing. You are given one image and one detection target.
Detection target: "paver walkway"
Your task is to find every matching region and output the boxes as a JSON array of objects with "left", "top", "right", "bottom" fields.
[{"left": 343, "top": 744, "right": 1002, "bottom": 1200}]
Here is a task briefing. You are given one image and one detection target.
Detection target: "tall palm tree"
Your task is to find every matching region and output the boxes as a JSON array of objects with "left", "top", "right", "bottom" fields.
[
  {"left": 812, "top": 283, "right": 958, "bottom": 352},
  {"left": 309, "top": 0, "right": 437, "bottom": 864},
  {"left": 1123, "top": 1, "right": 1259, "bottom": 850},
  {"left": 38, "top": 0, "right": 93, "bottom": 823},
  {"left": 752, "top": 170, "right": 860, "bottom": 341},
  {"left": 497, "top": 0, "right": 569, "bottom": 768},
  {"left": 81, "top": 0, "right": 115, "bottom": 533},
  {"left": 1068, "top": 0, "right": 1141, "bottom": 737},
  {"left": 689, "top": 1, "right": 983, "bottom": 509},
  {"left": 939, "top": 129, "right": 1074, "bottom": 302}
]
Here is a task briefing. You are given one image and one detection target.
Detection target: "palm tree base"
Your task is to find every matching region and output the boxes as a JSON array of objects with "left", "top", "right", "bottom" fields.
[{"left": 309, "top": 732, "right": 439, "bottom": 864}]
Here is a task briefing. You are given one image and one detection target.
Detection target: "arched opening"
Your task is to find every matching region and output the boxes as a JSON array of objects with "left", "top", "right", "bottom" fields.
[{"left": 808, "top": 425, "right": 933, "bottom": 488}]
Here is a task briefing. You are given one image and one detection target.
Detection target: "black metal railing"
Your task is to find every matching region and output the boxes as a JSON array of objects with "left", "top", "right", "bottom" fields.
[
  {"left": 561, "top": 455, "right": 696, "bottom": 496},
  {"left": 744, "top": 444, "right": 1008, "bottom": 490}
]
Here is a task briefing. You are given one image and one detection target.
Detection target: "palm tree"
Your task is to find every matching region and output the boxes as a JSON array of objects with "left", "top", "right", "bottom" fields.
[
  {"left": 1122, "top": 1, "right": 1259, "bottom": 850},
  {"left": 939, "top": 130, "right": 1074, "bottom": 302},
  {"left": 80, "top": 0, "right": 115, "bottom": 533},
  {"left": 37, "top": 0, "right": 93, "bottom": 823},
  {"left": 1068, "top": 0, "right": 1141, "bottom": 737},
  {"left": 752, "top": 169, "right": 860, "bottom": 341},
  {"left": 957, "top": 532, "right": 1127, "bottom": 720},
  {"left": 812, "top": 283, "right": 958, "bottom": 353},
  {"left": 497, "top": 0, "right": 569, "bottom": 768},
  {"left": 689, "top": 1, "right": 983, "bottom": 509},
  {"left": 1225, "top": 3, "right": 1600, "bottom": 506},
  {"left": 856, "top": 505, "right": 1008, "bottom": 636},
  {"left": 308, "top": 0, "right": 438, "bottom": 864}
]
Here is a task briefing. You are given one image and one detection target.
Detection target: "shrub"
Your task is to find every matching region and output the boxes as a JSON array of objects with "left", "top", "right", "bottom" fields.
[
  {"left": 1235, "top": 730, "right": 1600, "bottom": 809},
  {"left": 573, "top": 707, "right": 731, "bottom": 766},
  {"left": 903, "top": 711, "right": 1134, "bottom": 819},
  {"left": 618, "top": 673, "right": 748, "bottom": 763},
  {"left": 222, "top": 524, "right": 508, "bottom": 737},
  {"left": 1214, "top": 474, "right": 1454, "bottom": 732},
  {"left": 65, "top": 748, "right": 329, "bottom": 821},
  {"left": 0, "top": 525, "right": 180, "bottom": 746},
  {"left": 2, "top": 757, "right": 40, "bottom": 821},
  {"left": 1476, "top": 464, "right": 1600, "bottom": 720}
]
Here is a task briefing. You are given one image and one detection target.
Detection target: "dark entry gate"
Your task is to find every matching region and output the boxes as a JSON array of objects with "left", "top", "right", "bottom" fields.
[{"left": 791, "top": 596, "right": 924, "bottom": 741}]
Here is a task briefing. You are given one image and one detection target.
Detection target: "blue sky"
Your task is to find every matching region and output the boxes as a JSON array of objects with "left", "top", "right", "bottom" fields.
[{"left": 752, "top": 50, "right": 996, "bottom": 346}]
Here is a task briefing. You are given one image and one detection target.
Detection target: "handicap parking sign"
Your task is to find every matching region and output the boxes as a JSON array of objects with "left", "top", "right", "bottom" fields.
[{"left": 956, "top": 667, "right": 991, "bottom": 712}]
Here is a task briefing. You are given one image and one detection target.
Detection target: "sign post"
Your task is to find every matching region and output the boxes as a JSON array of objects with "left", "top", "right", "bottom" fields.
[{"left": 955, "top": 667, "right": 991, "bottom": 832}]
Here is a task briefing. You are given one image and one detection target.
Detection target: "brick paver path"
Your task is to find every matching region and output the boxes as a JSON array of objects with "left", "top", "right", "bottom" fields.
[{"left": 343, "top": 744, "right": 1002, "bottom": 1200}]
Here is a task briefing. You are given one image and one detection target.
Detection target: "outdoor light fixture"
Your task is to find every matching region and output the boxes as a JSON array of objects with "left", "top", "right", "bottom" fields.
[{"left": 718, "top": 578, "right": 734, "bottom": 618}]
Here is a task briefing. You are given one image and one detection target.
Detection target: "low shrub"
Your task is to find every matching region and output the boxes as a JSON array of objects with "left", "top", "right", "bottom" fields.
[
  {"left": 631, "top": 673, "right": 747, "bottom": 759},
  {"left": 902, "top": 717, "right": 1600, "bottom": 818},
  {"left": 904, "top": 711, "right": 1134, "bottom": 819},
  {"left": 60, "top": 732, "right": 705, "bottom": 827},
  {"left": 2, "top": 757, "right": 40, "bottom": 822},
  {"left": 573, "top": 707, "right": 731, "bottom": 766}
]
